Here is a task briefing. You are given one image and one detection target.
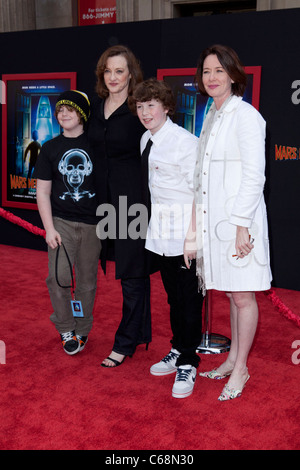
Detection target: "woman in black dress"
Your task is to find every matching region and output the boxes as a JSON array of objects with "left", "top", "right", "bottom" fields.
[{"left": 88, "top": 45, "right": 152, "bottom": 367}]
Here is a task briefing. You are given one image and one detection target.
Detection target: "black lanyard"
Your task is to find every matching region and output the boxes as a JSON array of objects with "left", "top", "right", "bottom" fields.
[{"left": 55, "top": 243, "right": 75, "bottom": 299}]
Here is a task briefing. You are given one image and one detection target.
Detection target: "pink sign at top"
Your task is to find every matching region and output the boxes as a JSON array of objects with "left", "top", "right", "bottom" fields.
[{"left": 78, "top": 0, "right": 116, "bottom": 25}]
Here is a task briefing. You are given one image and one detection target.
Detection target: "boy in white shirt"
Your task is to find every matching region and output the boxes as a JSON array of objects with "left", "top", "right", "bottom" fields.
[{"left": 129, "top": 78, "right": 204, "bottom": 398}]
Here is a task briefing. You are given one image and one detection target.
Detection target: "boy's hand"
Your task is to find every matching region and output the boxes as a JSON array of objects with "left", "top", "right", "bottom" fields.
[
  {"left": 46, "top": 229, "right": 62, "bottom": 249},
  {"left": 183, "top": 235, "right": 197, "bottom": 269}
]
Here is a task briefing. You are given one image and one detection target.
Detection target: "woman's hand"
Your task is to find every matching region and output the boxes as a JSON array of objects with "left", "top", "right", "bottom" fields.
[{"left": 235, "top": 226, "right": 254, "bottom": 258}]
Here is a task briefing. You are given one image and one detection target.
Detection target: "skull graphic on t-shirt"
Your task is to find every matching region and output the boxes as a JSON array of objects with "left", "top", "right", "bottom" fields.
[{"left": 58, "top": 148, "right": 95, "bottom": 201}]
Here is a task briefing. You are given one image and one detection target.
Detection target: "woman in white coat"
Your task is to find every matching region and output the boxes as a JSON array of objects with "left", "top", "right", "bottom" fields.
[{"left": 184, "top": 44, "right": 272, "bottom": 401}]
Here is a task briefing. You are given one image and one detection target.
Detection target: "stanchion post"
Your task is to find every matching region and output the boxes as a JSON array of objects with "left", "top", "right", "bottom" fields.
[{"left": 196, "top": 290, "right": 231, "bottom": 354}]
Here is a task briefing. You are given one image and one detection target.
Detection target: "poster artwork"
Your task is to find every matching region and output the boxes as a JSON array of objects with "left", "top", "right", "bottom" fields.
[{"left": 1, "top": 73, "right": 76, "bottom": 210}]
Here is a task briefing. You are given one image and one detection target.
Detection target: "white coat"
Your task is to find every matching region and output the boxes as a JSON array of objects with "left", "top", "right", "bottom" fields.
[{"left": 199, "top": 95, "right": 272, "bottom": 292}]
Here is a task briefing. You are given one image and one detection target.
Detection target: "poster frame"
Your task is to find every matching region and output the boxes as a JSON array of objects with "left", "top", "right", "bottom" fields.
[
  {"left": 157, "top": 66, "right": 262, "bottom": 110},
  {"left": 1, "top": 72, "right": 77, "bottom": 210}
]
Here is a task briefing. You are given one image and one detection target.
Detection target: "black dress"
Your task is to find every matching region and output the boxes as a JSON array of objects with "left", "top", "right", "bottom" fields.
[{"left": 88, "top": 96, "right": 152, "bottom": 355}]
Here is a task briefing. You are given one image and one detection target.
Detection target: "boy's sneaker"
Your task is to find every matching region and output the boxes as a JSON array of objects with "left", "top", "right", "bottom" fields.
[
  {"left": 150, "top": 348, "right": 180, "bottom": 376},
  {"left": 77, "top": 335, "right": 88, "bottom": 352},
  {"left": 172, "top": 365, "right": 196, "bottom": 398},
  {"left": 60, "top": 331, "right": 80, "bottom": 355}
]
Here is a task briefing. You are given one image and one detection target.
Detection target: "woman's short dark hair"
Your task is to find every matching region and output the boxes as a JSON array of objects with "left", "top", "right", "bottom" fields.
[
  {"left": 95, "top": 44, "right": 143, "bottom": 98},
  {"left": 128, "top": 78, "right": 176, "bottom": 117},
  {"left": 195, "top": 44, "right": 247, "bottom": 97}
]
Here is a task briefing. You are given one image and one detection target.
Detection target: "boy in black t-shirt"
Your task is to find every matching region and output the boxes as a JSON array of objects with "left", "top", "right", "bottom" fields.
[{"left": 34, "top": 90, "right": 101, "bottom": 355}]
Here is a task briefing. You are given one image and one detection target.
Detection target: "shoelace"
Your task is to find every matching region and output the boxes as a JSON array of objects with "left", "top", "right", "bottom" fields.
[
  {"left": 162, "top": 350, "right": 179, "bottom": 364},
  {"left": 175, "top": 368, "right": 193, "bottom": 382},
  {"left": 61, "top": 331, "right": 75, "bottom": 342}
]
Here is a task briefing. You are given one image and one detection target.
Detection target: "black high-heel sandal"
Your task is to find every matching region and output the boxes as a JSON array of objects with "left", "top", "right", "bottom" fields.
[{"left": 101, "top": 355, "right": 127, "bottom": 368}]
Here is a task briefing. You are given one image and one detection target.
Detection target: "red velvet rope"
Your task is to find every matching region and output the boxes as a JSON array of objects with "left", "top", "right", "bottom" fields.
[
  {"left": 0, "top": 206, "right": 299, "bottom": 329},
  {"left": 264, "top": 289, "right": 300, "bottom": 329},
  {"left": 0, "top": 207, "right": 46, "bottom": 238}
]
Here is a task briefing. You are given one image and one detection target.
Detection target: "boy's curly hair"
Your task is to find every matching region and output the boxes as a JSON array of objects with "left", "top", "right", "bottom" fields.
[{"left": 128, "top": 78, "right": 176, "bottom": 117}]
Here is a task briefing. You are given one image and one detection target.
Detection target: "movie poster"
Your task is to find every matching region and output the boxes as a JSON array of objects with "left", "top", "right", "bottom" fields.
[
  {"left": 157, "top": 66, "right": 261, "bottom": 137},
  {"left": 2, "top": 72, "right": 76, "bottom": 209}
]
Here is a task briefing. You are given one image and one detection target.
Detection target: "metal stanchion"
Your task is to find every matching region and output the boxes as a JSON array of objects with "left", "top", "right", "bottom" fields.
[{"left": 196, "top": 290, "right": 231, "bottom": 354}]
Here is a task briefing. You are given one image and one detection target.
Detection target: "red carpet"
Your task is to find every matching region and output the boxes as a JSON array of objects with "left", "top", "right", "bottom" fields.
[{"left": 1, "top": 244, "right": 300, "bottom": 451}]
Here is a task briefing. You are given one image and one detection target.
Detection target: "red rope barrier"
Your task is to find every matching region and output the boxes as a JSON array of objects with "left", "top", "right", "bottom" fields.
[
  {"left": 264, "top": 289, "right": 300, "bottom": 329},
  {"left": 1, "top": 206, "right": 300, "bottom": 329},
  {"left": 0, "top": 207, "right": 46, "bottom": 238}
]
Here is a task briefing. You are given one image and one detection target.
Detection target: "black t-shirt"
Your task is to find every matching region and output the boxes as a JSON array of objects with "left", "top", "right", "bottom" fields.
[{"left": 33, "top": 133, "right": 98, "bottom": 224}]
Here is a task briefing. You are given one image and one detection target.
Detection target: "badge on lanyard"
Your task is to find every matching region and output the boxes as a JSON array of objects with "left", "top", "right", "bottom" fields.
[{"left": 71, "top": 300, "right": 84, "bottom": 317}]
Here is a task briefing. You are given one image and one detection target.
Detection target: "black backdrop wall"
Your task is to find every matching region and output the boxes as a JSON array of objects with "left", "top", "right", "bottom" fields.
[{"left": 1, "top": 9, "right": 300, "bottom": 290}]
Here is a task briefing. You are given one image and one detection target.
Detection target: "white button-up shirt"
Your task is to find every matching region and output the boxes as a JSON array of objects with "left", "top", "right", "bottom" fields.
[{"left": 140, "top": 117, "right": 199, "bottom": 256}]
